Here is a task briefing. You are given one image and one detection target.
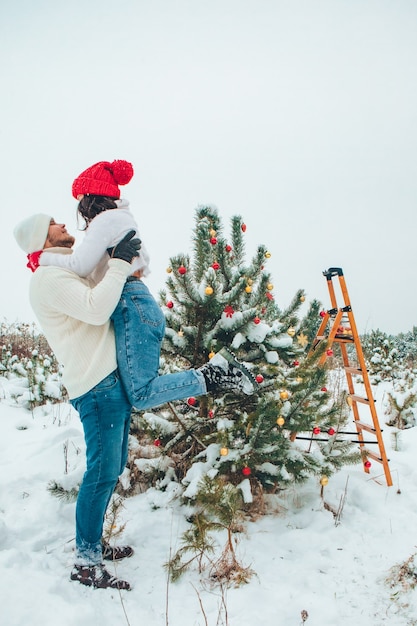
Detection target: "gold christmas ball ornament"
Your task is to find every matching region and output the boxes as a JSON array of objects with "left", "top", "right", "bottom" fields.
[
  {"left": 245, "top": 285, "right": 252, "bottom": 293},
  {"left": 276, "top": 416, "right": 285, "bottom": 427},
  {"left": 320, "top": 476, "right": 329, "bottom": 486},
  {"left": 279, "top": 390, "right": 289, "bottom": 400},
  {"left": 265, "top": 251, "right": 271, "bottom": 259},
  {"left": 166, "top": 267, "right": 173, "bottom": 273},
  {"left": 208, "top": 351, "right": 215, "bottom": 359},
  {"left": 220, "top": 447, "right": 229, "bottom": 456},
  {"left": 287, "top": 327, "right": 296, "bottom": 337},
  {"left": 205, "top": 286, "right": 214, "bottom": 295},
  {"left": 300, "top": 295, "right": 305, "bottom": 302},
  {"left": 266, "top": 283, "right": 274, "bottom": 291}
]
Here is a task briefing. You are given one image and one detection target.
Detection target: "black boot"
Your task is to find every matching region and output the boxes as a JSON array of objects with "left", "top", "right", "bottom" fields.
[
  {"left": 199, "top": 347, "right": 256, "bottom": 395},
  {"left": 70, "top": 564, "right": 131, "bottom": 590},
  {"left": 102, "top": 542, "right": 134, "bottom": 561}
]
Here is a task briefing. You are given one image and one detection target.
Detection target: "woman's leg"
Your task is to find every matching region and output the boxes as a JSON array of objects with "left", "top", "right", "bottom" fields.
[{"left": 112, "top": 280, "right": 207, "bottom": 410}]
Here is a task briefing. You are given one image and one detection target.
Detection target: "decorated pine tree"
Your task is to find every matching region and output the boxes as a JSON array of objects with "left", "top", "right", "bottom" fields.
[{"left": 127, "top": 206, "right": 360, "bottom": 580}]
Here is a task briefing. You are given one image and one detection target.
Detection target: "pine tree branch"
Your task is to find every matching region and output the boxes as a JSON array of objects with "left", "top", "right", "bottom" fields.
[{"left": 166, "top": 402, "right": 207, "bottom": 449}]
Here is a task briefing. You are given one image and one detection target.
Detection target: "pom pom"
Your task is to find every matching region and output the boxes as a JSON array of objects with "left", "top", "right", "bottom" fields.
[{"left": 110, "top": 160, "right": 134, "bottom": 185}]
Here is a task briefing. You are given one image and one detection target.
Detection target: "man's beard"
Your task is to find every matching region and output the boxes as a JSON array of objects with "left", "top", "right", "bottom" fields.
[{"left": 47, "top": 233, "right": 75, "bottom": 248}]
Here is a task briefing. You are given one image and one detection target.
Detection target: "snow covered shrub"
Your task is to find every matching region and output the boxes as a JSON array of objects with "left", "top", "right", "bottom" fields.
[
  {"left": 384, "top": 370, "right": 417, "bottom": 429},
  {"left": 361, "top": 330, "right": 399, "bottom": 383},
  {"left": 394, "top": 326, "right": 417, "bottom": 369},
  {"left": 1, "top": 321, "right": 67, "bottom": 408}
]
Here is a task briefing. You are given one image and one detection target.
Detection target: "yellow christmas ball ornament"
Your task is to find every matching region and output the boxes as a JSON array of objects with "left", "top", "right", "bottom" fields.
[
  {"left": 280, "top": 390, "right": 289, "bottom": 400},
  {"left": 267, "top": 283, "right": 274, "bottom": 291},
  {"left": 287, "top": 327, "right": 296, "bottom": 337},
  {"left": 245, "top": 285, "right": 252, "bottom": 293},
  {"left": 205, "top": 286, "right": 214, "bottom": 295},
  {"left": 166, "top": 267, "right": 173, "bottom": 273},
  {"left": 300, "top": 295, "right": 305, "bottom": 302},
  {"left": 208, "top": 351, "right": 215, "bottom": 359},
  {"left": 276, "top": 416, "right": 285, "bottom": 427},
  {"left": 320, "top": 476, "right": 329, "bottom": 486},
  {"left": 265, "top": 251, "right": 271, "bottom": 258},
  {"left": 220, "top": 447, "right": 229, "bottom": 456}
]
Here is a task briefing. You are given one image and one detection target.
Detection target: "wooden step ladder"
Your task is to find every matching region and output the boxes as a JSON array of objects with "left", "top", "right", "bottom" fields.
[{"left": 310, "top": 267, "right": 393, "bottom": 487}]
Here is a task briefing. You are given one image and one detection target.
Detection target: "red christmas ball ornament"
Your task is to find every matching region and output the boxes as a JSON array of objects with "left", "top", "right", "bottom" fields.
[
  {"left": 328, "top": 427, "right": 336, "bottom": 436},
  {"left": 255, "top": 374, "right": 264, "bottom": 383},
  {"left": 319, "top": 310, "right": 327, "bottom": 318},
  {"left": 187, "top": 397, "right": 197, "bottom": 406},
  {"left": 313, "top": 427, "right": 321, "bottom": 435},
  {"left": 242, "top": 466, "right": 251, "bottom": 476},
  {"left": 154, "top": 438, "right": 161, "bottom": 447},
  {"left": 321, "top": 387, "right": 328, "bottom": 392},
  {"left": 241, "top": 223, "right": 247, "bottom": 232},
  {"left": 210, "top": 237, "right": 218, "bottom": 245},
  {"left": 212, "top": 262, "right": 220, "bottom": 270},
  {"left": 364, "top": 460, "right": 372, "bottom": 468},
  {"left": 225, "top": 244, "right": 232, "bottom": 252},
  {"left": 166, "top": 301, "right": 174, "bottom": 309},
  {"left": 253, "top": 316, "right": 261, "bottom": 325},
  {"left": 178, "top": 265, "right": 187, "bottom": 275},
  {"left": 326, "top": 349, "right": 334, "bottom": 357},
  {"left": 292, "top": 360, "right": 300, "bottom": 367},
  {"left": 208, "top": 410, "right": 214, "bottom": 418}
]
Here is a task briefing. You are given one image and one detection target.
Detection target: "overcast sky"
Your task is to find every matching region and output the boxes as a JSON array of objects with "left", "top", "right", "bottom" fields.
[{"left": 1, "top": 0, "right": 416, "bottom": 335}]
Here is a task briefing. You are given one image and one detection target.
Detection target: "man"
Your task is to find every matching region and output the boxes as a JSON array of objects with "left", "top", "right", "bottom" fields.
[
  {"left": 14, "top": 213, "right": 256, "bottom": 591},
  {"left": 14, "top": 214, "right": 140, "bottom": 590}
]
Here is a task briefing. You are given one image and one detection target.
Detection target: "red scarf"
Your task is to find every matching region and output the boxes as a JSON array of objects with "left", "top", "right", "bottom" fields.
[{"left": 26, "top": 250, "right": 43, "bottom": 272}]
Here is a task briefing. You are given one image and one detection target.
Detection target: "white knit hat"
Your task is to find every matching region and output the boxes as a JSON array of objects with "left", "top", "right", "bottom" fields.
[{"left": 14, "top": 214, "right": 52, "bottom": 253}]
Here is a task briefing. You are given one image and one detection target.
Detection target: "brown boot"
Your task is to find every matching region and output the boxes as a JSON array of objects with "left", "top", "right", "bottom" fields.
[{"left": 70, "top": 564, "right": 131, "bottom": 590}]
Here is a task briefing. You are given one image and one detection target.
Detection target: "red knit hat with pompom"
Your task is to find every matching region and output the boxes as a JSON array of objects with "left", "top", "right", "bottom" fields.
[{"left": 72, "top": 160, "right": 134, "bottom": 199}]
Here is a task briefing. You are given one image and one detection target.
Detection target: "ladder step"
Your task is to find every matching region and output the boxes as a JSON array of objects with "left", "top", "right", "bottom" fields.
[
  {"left": 333, "top": 336, "right": 354, "bottom": 343},
  {"left": 364, "top": 449, "right": 389, "bottom": 463},
  {"left": 354, "top": 420, "right": 377, "bottom": 433},
  {"left": 350, "top": 394, "right": 370, "bottom": 405},
  {"left": 345, "top": 366, "right": 366, "bottom": 376}
]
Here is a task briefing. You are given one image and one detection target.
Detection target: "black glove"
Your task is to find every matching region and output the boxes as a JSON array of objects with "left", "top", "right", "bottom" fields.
[{"left": 107, "top": 230, "right": 142, "bottom": 264}]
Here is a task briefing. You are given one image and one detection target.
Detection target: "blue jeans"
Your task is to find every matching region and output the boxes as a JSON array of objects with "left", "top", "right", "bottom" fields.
[
  {"left": 111, "top": 279, "right": 206, "bottom": 410},
  {"left": 70, "top": 370, "right": 132, "bottom": 566}
]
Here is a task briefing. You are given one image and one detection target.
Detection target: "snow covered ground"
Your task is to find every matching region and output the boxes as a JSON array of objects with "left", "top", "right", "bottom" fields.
[{"left": 1, "top": 376, "right": 417, "bottom": 626}]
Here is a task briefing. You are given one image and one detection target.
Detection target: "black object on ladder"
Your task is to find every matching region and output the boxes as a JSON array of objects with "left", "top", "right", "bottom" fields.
[{"left": 310, "top": 267, "right": 393, "bottom": 487}]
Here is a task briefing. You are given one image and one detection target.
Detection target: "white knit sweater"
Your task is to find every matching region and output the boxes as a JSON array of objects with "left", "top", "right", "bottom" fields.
[
  {"left": 39, "top": 199, "right": 150, "bottom": 284},
  {"left": 30, "top": 250, "right": 132, "bottom": 399}
]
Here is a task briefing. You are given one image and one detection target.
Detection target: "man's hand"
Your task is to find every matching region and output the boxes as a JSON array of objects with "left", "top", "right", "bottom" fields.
[{"left": 107, "top": 230, "right": 141, "bottom": 264}]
